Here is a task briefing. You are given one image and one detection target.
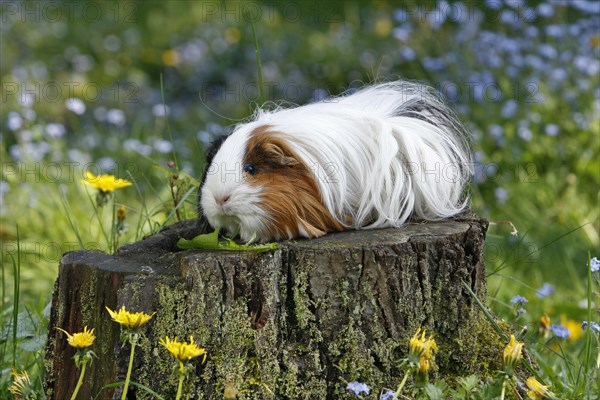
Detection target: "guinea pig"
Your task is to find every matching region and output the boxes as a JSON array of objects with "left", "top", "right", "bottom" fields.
[{"left": 198, "top": 81, "right": 472, "bottom": 243}]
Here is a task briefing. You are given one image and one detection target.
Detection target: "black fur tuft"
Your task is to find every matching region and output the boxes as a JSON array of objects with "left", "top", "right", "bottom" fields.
[{"left": 196, "top": 135, "right": 228, "bottom": 233}]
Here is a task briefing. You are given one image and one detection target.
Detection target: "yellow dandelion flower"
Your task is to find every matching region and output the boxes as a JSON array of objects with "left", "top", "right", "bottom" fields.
[
  {"left": 409, "top": 327, "right": 438, "bottom": 361},
  {"left": 160, "top": 335, "right": 207, "bottom": 365},
  {"left": 106, "top": 306, "right": 155, "bottom": 329},
  {"left": 9, "top": 369, "right": 32, "bottom": 397},
  {"left": 526, "top": 376, "right": 552, "bottom": 400},
  {"left": 108, "top": 306, "right": 155, "bottom": 400},
  {"left": 162, "top": 49, "right": 180, "bottom": 66},
  {"left": 57, "top": 326, "right": 96, "bottom": 348},
  {"left": 161, "top": 336, "right": 207, "bottom": 400},
  {"left": 539, "top": 314, "right": 550, "bottom": 330},
  {"left": 81, "top": 171, "right": 132, "bottom": 193},
  {"left": 374, "top": 17, "right": 392, "bottom": 38},
  {"left": 224, "top": 27, "right": 241, "bottom": 44},
  {"left": 561, "top": 316, "right": 583, "bottom": 341},
  {"left": 503, "top": 334, "right": 524, "bottom": 371}
]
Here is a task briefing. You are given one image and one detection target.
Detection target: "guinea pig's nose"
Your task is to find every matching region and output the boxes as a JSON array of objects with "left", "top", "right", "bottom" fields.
[{"left": 215, "top": 195, "right": 230, "bottom": 206}]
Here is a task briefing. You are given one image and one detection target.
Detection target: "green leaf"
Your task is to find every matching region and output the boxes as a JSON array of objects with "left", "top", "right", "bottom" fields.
[
  {"left": 177, "top": 171, "right": 199, "bottom": 188},
  {"left": 424, "top": 382, "right": 446, "bottom": 400},
  {"left": 0, "top": 311, "right": 38, "bottom": 342},
  {"left": 177, "top": 230, "right": 278, "bottom": 252},
  {"left": 20, "top": 335, "right": 47, "bottom": 352},
  {"left": 477, "top": 378, "right": 503, "bottom": 400},
  {"left": 177, "top": 229, "right": 220, "bottom": 250},
  {"left": 457, "top": 375, "right": 481, "bottom": 394}
]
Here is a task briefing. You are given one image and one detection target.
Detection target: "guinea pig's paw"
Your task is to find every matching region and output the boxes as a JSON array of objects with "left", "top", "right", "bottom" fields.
[
  {"left": 240, "top": 229, "right": 268, "bottom": 244},
  {"left": 237, "top": 214, "right": 272, "bottom": 242},
  {"left": 224, "top": 225, "right": 241, "bottom": 240},
  {"left": 243, "top": 232, "right": 258, "bottom": 245}
]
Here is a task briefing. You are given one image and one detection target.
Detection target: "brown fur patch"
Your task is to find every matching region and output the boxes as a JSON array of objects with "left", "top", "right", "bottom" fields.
[{"left": 244, "top": 126, "right": 345, "bottom": 239}]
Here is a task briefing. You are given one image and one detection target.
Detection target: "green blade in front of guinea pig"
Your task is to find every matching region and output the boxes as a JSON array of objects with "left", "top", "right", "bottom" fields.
[
  {"left": 177, "top": 229, "right": 221, "bottom": 250},
  {"left": 177, "top": 229, "right": 277, "bottom": 252}
]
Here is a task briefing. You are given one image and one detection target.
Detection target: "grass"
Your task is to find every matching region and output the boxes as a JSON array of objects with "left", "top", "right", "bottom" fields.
[{"left": 1, "top": 1, "right": 599, "bottom": 398}]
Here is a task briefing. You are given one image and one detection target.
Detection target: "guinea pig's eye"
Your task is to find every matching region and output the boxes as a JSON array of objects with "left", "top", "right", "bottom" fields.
[{"left": 243, "top": 163, "right": 258, "bottom": 175}]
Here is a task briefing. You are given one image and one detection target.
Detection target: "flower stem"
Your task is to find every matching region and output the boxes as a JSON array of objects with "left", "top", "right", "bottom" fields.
[
  {"left": 500, "top": 379, "right": 506, "bottom": 400},
  {"left": 122, "top": 341, "right": 136, "bottom": 400},
  {"left": 392, "top": 369, "right": 412, "bottom": 400},
  {"left": 110, "top": 198, "right": 116, "bottom": 253},
  {"left": 175, "top": 370, "right": 185, "bottom": 400},
  {"left": 70, "top": 362, "right": 87, "bottom": 400}
]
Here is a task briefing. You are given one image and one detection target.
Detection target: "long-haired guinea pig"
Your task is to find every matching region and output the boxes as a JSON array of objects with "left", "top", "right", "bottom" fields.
[{"left": 198, "top": 81, "right": 472, "bottom": 243}]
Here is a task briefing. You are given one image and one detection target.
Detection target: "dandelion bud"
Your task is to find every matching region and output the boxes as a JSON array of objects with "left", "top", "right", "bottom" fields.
[
  {"left": 538, "top": 314, "right": 550, "bottom": 338},
  {"left": 117, "top": 205, "right": 127, "bottom": 221},
  {"left": 408, "top": 327, "right": 438, "bottom": 377},
  {"left": 9, "top": 370, "right": 33, "bottom": 398},
  {"left": 418, "top": 357, "right": 430, "bottom": 374},
  {"left": 409, "top": 328, "right": 437, "bottom": 363},
  {"left": 525, "top": 376, "right": 553, "bottom": 399},
  {"left": 502, "top": 334, "right": 523, "bottom": 374}
]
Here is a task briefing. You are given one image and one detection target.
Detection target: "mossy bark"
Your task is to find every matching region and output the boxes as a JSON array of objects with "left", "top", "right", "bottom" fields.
[{"left": 45, "top": 212, "right": 502, "bottom": 399}]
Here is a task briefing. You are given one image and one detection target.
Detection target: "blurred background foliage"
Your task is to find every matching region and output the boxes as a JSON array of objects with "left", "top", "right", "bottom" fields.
[{"left": 0, "top": 0, "right": 599, "bottom": 370}]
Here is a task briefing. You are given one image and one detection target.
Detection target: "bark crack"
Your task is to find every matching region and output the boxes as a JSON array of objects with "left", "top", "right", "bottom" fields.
[{"left": 409, "top": 239, "right": 429, "bottom": 324}]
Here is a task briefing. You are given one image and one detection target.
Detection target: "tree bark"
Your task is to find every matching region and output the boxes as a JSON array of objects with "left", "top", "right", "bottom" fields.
[{"left": 45, "top": 212, "right": 504, "bottom": 399}]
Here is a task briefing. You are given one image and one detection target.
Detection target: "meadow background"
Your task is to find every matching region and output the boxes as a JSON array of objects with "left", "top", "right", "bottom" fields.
[{"left": 1, "top": 0, "right": 599, "bottom": 397}]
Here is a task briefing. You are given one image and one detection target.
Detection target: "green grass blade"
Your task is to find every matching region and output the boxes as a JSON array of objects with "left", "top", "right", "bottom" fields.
[
  {"left": 162, "top": 186, "right": 196, "bottom": 227},
  {"left": 11, "top": 225, "right": 20, "bottom": 369},
  {"left": 584, "top": 252, "right": 593, "bottom": 391},
  {"left": 250, "top": 21, "right": 265, "bottom": 106},
  {"left": 83, "top": 188, "right": 111, "bottom": 251},
  {"left": 487, "top": 231, "right": 530, "bottom": 277},
  {"left": 461, "top": 280, "right": 541, "bottom": 381},
  {"left": 110, "top": 197, "right": 116, "bottom": 253},
  {"left": 160, "top": 73, "right": 179, "bottom": 170},
  {"left": 461, "top": 280, "right": 507, "bottom": 341},
  {"left": 128, "top": 170, "right": 153, "bottom": 241},
  {"left": 94, "top": 380, "right": 166, "bottom": 400},
  {"left": 57, "top": 187, "right": 85, "bottom": 249},
  {"left": 0, "top": 259, "right": 4, "bottom": 368}
]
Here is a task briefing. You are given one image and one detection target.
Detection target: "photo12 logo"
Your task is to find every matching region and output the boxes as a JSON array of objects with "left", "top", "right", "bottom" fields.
[
  {"left": 1, "top": 161, "right": 140, "bottom": 184},
  {"left": 2, "top": 240, "right": 105, "bottom": 263},
  {"left": 199, "top": 82, "right": 308, "bottom": 105},
  {"left": 198, "top": 1, "right": 343, "bottom": 23},
  {"left": 2, "top": 81, "right": 140, "bottom": 104},
  {"left": 1, "top": 1, "right": 138, "bottom": 23}
]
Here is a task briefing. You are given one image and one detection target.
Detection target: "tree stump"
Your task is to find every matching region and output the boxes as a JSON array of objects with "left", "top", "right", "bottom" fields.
[{"left": 45, "top": 212, "right": 504, "bottom": 399}]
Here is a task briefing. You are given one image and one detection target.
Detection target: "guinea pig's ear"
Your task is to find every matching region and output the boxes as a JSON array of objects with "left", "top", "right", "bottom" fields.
[{"left": 263, "top": 141, "right": 300, "bottom": 167}]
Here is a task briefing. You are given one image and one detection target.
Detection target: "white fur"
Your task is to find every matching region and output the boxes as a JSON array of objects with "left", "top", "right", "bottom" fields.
[{"left": 201, "top": 81, "right": 472, "bottom": 241}]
